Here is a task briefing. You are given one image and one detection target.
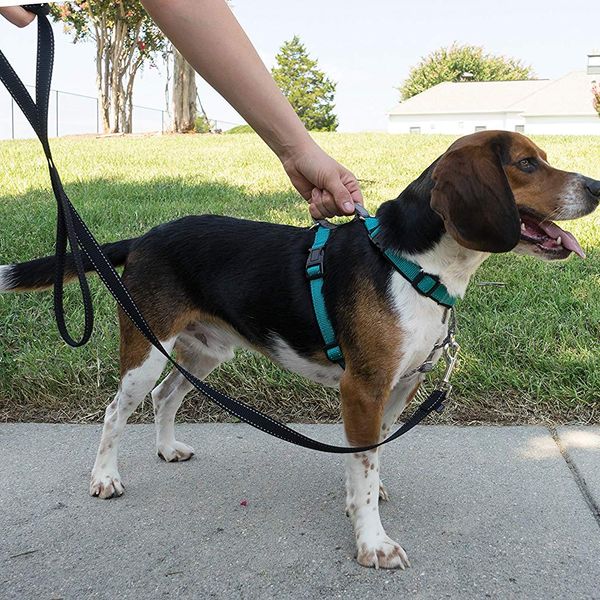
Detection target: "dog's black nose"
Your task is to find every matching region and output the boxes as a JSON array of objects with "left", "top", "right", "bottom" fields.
[{"left": 584, "top": 177, "right": 600, "bottom": 197}]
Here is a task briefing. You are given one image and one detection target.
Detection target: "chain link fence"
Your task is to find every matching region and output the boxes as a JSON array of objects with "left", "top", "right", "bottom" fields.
[{"left": 0, "top": 85, "right": 167, "bottom": 140}]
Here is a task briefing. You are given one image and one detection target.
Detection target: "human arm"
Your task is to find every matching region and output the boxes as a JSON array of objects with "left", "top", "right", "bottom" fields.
[
  {"left": 140, "top": 0, "right": 363, "bottom": 218},
  {"left": 0, "top": 5, "right": 36, "bottom": 27}
]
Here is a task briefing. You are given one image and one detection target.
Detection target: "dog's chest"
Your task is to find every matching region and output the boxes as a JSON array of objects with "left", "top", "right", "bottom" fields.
[{"left": 388, "top": 272, "right": 449, "bottom": 384}]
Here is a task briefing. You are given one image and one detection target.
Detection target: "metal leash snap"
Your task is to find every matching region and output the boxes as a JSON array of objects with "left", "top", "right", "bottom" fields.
[
  {"left": 310, "top": 203, "right": 370, "bottom": 229},
  {"left": 437, "top": 339, "right": 461, "bottom": 398}
]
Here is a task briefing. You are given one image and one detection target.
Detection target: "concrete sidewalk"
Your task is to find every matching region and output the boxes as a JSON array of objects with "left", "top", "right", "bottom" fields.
[{"left": 1, "top": 424, "right": 599, "bottom": 599}]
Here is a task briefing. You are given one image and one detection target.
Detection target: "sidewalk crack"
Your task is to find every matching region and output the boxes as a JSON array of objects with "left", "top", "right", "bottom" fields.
[{"left": 549, "top": 427, "right": 600, "bottom": 531}]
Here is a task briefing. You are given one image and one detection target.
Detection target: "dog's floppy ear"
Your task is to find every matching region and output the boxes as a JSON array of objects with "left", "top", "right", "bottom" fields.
[{"left": 431, "top": 143, "right": 521, "bottom": 253}]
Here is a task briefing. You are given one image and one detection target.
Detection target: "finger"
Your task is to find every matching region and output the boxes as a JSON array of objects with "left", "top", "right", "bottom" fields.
[
  {"left": 309, "top": 203, "right": 323, "bottom": 220},
  {"left": 311, "top": 190, "right": 336, "bottom": 219},
  {"left": 320, "top": 190, "right": 339, "bottom": 217},
  {"left": 349, "top": 185, "right": 364, "bottom": 206},
  {"left": 325, "top": 178, "right": 355, "bottom": 215},
  {"left": 311, "top": 188, "right": 322, "bottom": 205},
  {"left": 342, "top": 170, "right": 364, "bottom": 206},
  {"left": 309, "top": 201, "right": 334, "bottom": 220}
]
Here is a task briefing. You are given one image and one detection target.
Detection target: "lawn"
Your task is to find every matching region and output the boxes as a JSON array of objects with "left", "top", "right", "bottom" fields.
[{"left": 0, "top": 132, "right": 598, "bottom": 424}]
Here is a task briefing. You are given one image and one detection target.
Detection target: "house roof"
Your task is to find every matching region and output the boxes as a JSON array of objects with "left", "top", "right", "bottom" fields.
[
  {"left": 519, "top": 71, "right": 599, "bottom": 116},
  {"left": 388, "top": 72, "right": 599, "bottom": 117}
]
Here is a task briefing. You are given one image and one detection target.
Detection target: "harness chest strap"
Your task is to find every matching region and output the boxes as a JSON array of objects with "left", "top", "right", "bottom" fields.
[
  {"left": 305, "top": 224, "right": 345, "bottom": 367},
  {"left": 306, "top": 218, "right": 458, "bottom": 367}
]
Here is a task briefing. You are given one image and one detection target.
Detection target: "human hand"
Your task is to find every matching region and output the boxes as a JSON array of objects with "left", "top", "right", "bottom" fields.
[
  {"left": 0, "top": 6, "right": 37, "bottom": 27},
  {"left": 281, "top": 142, "right": 364, "bottom": 220}
]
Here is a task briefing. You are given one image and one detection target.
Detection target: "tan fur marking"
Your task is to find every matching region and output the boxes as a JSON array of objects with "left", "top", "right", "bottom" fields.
[
  {"left": 339, "top": 279, "right": 403, "bottom": 446},
  {"left": 505, "top": 136, "right": 576, "bottom": 218}
]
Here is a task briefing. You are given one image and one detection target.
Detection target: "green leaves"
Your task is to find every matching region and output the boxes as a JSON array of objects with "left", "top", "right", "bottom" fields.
[
  {"left": 49, "top": 1, "right": 168, "bottom": 133},
  {"left": 399, "top": 43, "right": 534, "bottom": 100},
  {"left": 272, "top": 35, "right": 338, "bottom": 132}
]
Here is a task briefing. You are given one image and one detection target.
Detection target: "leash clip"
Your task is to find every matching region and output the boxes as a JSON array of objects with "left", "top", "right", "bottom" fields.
[
  {"left": 353, "top": 204, "right": 371, "bottom": 220},
  {"left": 436, "top": 339, "right": 460, "bottom": 399}
]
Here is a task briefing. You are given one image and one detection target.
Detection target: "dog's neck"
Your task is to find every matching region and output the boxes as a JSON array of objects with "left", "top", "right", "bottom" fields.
[{"left": 376, "top": 167, "right": 489, "bottom": 298}]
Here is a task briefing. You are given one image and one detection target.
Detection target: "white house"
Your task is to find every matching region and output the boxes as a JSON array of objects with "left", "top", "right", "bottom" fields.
[{"left": 388, "top": 54, "right": 600, "bottom": 135}]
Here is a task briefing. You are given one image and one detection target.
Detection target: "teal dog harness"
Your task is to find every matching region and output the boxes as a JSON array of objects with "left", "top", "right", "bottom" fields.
[{"left": 306, "top": 211, "right": 457, "bottom": 367}]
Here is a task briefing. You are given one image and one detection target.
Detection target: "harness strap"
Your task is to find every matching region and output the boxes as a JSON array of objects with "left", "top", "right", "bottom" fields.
[
  {"left": 306, "top": 226, "right": 344, "bottom": 367},
  {"left": 0, "top": 9, "right": 448, "bottom": 453},
  {"left": 363, "top": 217, "right": 457, "bottom": 308}
]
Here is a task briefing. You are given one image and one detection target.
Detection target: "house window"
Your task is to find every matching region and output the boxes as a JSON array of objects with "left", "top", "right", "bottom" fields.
[
  {"left": 515, "top": 124, "right": 525, "bottom": 133},
  {"left": 474, "top": 125, "right": 487, "bottom": 132},
  {"left": 409, "top": 127, "right": 421, "bottom": 134}
]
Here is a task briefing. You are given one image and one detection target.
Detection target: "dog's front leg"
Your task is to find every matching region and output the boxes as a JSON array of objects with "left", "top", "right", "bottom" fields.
[
  {"left": 377, "top": 375, "right": 423, "bottom": 501},
  {"left": 341, "top": 371, "right": 410, "bottom": 570}
]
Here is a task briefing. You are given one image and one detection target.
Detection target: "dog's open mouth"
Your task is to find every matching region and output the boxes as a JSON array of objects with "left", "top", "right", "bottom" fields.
[{"left": 518, "top": 210, "right": 585, "bottom": 259}]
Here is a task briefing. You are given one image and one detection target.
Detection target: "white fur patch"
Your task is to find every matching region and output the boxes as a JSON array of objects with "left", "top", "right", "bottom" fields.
[
  {"left": 386, "top": 233, "right": 489, "bottom": 383},
  {"left": 181, "top": 321, "right": 239, "bottom": 362},
  {"left": 406, "top": 234, "right": 489, "bottom": 299},
  {"left": 90, "top": 338, "right": 176, "bottom": 499},
  {"left": 0, "top": 265, "right": 15, "bottom": 291},
  {"left": 386, "top": 272, "right": 447, "bottom": 384},
  {"left": 270, "top": 336, "right": 342, "bottom": 387}
]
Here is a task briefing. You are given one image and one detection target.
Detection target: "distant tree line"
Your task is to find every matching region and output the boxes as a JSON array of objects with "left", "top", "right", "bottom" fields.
[{"left": 400, "top": 43, "right": 534, "bottom": 100}]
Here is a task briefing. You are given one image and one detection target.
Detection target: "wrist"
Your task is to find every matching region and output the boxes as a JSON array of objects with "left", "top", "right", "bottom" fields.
[{"left": 275, "top": 134, "right": 318, "bottom": 166}]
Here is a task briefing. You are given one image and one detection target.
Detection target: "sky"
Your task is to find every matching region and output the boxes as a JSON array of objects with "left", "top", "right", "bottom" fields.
[{"left": 1, "top": 0, "right": 599, "bottom": 138}]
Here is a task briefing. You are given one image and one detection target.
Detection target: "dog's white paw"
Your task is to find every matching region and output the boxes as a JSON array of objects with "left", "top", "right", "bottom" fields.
[
  {"left": 157, "top": 441, "right": 195, "bottom": 462},
  {"left": 356, "top": 535, "right": 410, "bottom": 570},
  {"left": 378, "top": 481, "right": 390, "bottom": 502},
  {"left": 90, "top": 471, "right": 124, "bottom": 499}
]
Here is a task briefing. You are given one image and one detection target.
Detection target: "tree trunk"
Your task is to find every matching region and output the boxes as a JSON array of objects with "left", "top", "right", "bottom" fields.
[
  {"left": 91, "top": 14, "right": 151, "bottom": 134},
  {"left": 171, "top": 46, "right": 197, "bottom": 133}
]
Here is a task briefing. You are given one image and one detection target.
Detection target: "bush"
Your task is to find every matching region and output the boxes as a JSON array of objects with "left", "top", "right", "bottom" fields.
[
  {"left": 194, "top": 115, "right": 212, "bottom": 133},
  {"left": 225, "top": 124, "right": 254, "bottom": 134}
]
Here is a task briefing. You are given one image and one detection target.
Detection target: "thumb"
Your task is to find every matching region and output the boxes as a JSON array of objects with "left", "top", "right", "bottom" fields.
[{"left": 325, "top": 176, "right": 355, "bottom": 215}]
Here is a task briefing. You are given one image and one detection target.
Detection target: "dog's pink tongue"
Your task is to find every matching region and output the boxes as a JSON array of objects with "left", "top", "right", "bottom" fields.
[{"left": 539, "top": 221, "right": 586, "bottom": 258}]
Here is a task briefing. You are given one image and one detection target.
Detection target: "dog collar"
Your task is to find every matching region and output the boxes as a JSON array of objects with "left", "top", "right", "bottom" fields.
[{"left": 361, "top": 216, "right": 457, "bottom": 309}]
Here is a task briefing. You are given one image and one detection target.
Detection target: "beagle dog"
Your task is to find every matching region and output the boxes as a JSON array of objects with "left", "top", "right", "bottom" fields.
[{"left": 1, "top": 131, "right": 598, "bottom": 569}]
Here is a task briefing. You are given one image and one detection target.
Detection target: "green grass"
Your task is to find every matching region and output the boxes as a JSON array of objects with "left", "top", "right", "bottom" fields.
[{"left": 0, "top": 132, "right": 598, "bottom": 424}]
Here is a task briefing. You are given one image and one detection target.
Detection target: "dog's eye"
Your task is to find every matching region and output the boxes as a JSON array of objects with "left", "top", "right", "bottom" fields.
[{"left": 517, "top": 158, "right": 537, "bottom": 172}]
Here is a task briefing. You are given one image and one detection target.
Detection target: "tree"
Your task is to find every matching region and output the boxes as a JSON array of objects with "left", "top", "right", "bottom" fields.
[
  {"left": 399, "top": 43, "right": 534, "bottom": 100},
  {"left": 51, "top": 1, "right": 168, "bottom": 133},
  {"left": 171, "top": 46, "right": 197, "bottom": 133},
  {"left": 272, "top": 36, "right": 338, "bottom": 131}
]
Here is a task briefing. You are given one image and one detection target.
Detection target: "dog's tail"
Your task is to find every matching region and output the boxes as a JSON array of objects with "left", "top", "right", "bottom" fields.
[{"left": 0, "top": 238, "right": 136, "bottom": 293}]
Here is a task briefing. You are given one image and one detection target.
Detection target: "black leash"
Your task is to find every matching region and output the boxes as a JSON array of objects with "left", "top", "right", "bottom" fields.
[{"left": 0, "top": 6, "right": 449, "bottom": 453}]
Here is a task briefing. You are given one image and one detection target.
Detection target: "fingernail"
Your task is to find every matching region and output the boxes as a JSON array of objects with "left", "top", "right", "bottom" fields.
[{"left": 343, "top": 201, "right": 353, "bottom": 212}]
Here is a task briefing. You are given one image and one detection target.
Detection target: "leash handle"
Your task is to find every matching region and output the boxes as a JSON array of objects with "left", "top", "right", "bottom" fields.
[{"left": 0, "top": 14, "right": 447, "bottom": 453}]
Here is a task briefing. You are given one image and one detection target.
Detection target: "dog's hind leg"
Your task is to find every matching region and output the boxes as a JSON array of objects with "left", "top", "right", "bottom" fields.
[
  {"left": 89, "top": 303, "right": 188, "bottom": 499},
  {"left": 151, "top": 328, "right": 230, "bottom": 462},
  {"left": 152, "top": 340, "right": 221, "bottom": 462}
]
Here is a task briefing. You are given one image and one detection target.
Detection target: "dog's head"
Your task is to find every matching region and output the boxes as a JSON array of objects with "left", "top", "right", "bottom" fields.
[{"left": 430, "top": 131, "right": 599, "bottom": 259}]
